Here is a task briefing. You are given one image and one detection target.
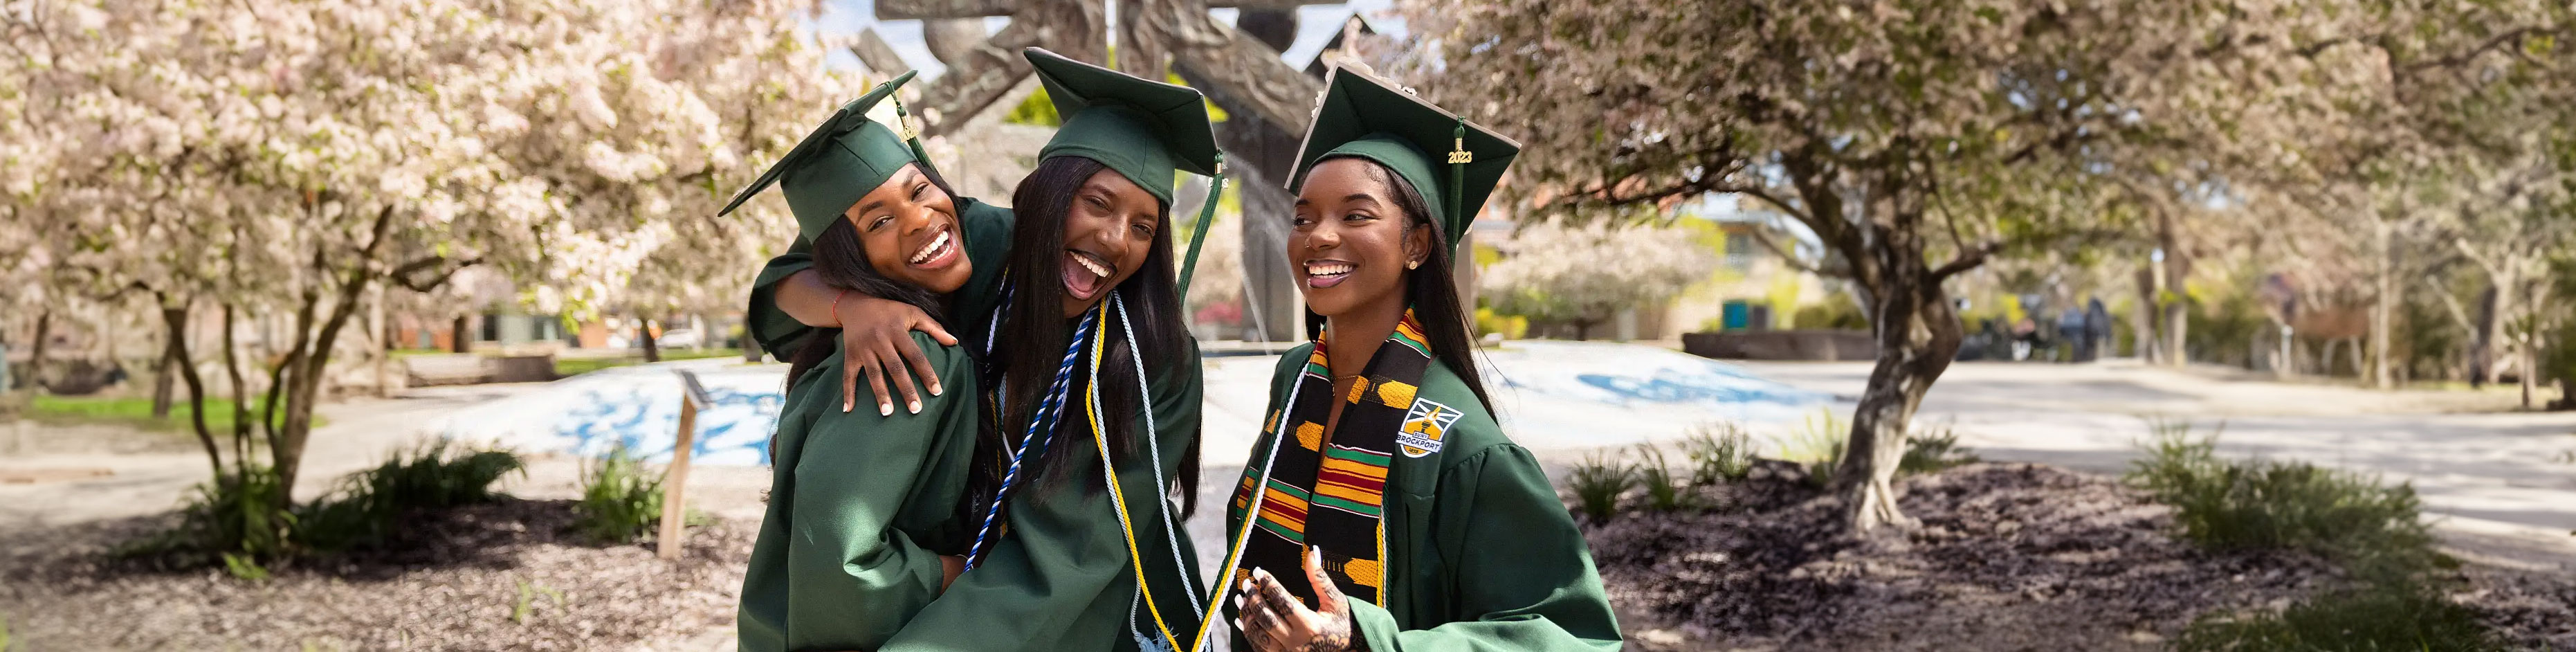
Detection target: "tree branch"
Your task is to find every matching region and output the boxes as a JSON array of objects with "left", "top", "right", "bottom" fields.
[
  {"left": 1748, "top": 228, "right": 1838, "bottom": 278},
  {"left": 390, "top": 255, "right": 484, "bottom": 292},
  {"left": 1931, "top": 241, "right": 2006, "bottom": 280}
]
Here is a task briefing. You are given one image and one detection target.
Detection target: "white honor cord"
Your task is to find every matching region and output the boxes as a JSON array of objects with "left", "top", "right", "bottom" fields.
[
  {"left": 1189, "top": 375, "right": 1304, "bottom": 652},
  {"left": 1112, "top": 292, "right": 1206, "bottom": 615}
]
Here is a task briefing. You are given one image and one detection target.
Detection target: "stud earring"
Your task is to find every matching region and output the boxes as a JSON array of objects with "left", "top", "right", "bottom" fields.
[{"left": 1407, "top": 260, "right": 1421, "bottom": 269}]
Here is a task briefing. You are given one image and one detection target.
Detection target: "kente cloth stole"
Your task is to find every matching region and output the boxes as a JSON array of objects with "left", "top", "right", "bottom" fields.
[{"left": 1229, "top": 310, "right": 1454, "bottom": 608}]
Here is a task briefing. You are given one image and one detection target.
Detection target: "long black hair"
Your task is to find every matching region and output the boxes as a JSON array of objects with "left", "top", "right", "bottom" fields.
[
  {"left": 976, "top": 154, "right": 1201, "bottom": 515},
  {"left": 1301, "top": 155, "right": 1496, "bottom": 413}
]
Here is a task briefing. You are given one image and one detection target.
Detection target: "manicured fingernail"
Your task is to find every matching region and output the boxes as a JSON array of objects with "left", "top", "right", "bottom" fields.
[
  {"left": 907, "top": 399, "right": 922, "bottom": 414},
  {"left": 929, "top": 383, "right": 944, "bottom": 397},
  {"left": 843, "top": 401, "right": 853, "bottom": 413},
  {"left": 879, "top": 402, "right": 893, "bottom": 416}
]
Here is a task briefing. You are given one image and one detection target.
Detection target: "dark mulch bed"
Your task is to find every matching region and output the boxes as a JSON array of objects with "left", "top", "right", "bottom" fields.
[
  {"left": 0, "top": 498, "right": 750, "bottom": 651},
  {"left": 1589, "top": 462, "right": 2355, "bottom": 651}
]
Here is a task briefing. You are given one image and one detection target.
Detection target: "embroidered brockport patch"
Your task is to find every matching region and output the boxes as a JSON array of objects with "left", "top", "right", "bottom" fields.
[{"left": 1396, "top": 397, "right": 1462, "bottom": 458}]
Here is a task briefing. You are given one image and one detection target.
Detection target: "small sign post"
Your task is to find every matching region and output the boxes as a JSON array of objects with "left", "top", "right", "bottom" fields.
[{"left": 659, "top": 370, "right": 713, "bottom": 559}]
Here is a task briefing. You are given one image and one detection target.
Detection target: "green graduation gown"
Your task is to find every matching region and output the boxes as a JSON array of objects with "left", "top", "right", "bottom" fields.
[
  {"left": 742, "top": 194, "right": 1207, "bottom": 651},
  {"left": 746, "top": 197, "right": 1017, "bottom": 361},
  {"left": 1223, "top": 343, "right": 1623, "bottom": 652},
  {"left": 737, "top": 333, "right": 983, "bottom": 651},
  {"left": 879, "top": 336, "right": 1207, "bottom": 652}
]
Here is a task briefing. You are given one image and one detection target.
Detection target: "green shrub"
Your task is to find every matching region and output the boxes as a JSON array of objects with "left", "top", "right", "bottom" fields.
[
  {"left": 1564, "top": 450, "right": 1636, "bottom": 525},
  {"left": 1791, "top": 297, "right": 1869, "bottom": 330},
  {"left": 2175, "top": 581, "right": 2501, "bottom": 652},
  {"left": 1473, "top": 307, "right": 1528, "bottom": 340},
  {"left": 2126, "top": 421, "right": 2445, "bottom": 580},
  {"left": 1784, "top": 410, "right": 1850, "bottom": 488},
  {"left": 1899, "top": 423, "right": 1981, "bottom": 474},
  {"left": 1680, "top": 422, "right": 1755, "bottom": 485},
  {"left": 1632, "top": 443, "right": 1691, "bottom": 512},
  {"left": 574, "top": 444, "right": 666, "bottom": 543},
  {"left": 155, "top": 466, "right": 298, "bottom": 568},
  {"left": 299, "top": 444, "right": 522, "bottom": 551}
]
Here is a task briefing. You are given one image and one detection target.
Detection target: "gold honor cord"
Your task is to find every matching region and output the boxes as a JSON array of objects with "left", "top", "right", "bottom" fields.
[
  {"left": 1182, "top": 376, "right": 1308, "bottom": 652},
  {"left": 1084, "top": 298, "right": 1188, "bottom": 651}
]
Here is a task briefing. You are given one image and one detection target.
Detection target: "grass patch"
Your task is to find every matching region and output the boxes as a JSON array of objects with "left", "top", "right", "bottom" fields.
[
  {"left": 2175, "top": 581, "right": 2501, "bottom": 652},
  {"left": 1783, "top": 410, "right": 1850, "bottom": 488},
  {"left": 554, "top": 348, "right": 745, "bottom": 377},
  {"left": 1899, "top": 422, "right": 1982, "bottom": 474},
  {"left": 1680, "top": 422, "right": 1755, "bottom": 486},
  {"left": 2126, "top": 420, "right": 2445, "bottom": 579},
  {"left": 1632, "top": 443, "right": 1692, "bottom": 512},
  {"left": 574, "top": 444, "right": 669, "bottom": 543},
  {"left": 26, "top": 393, "right": 306, "bottom": 433},
  {"left": 1565, "top": 450, "right": 1637, "bottom": 525}
]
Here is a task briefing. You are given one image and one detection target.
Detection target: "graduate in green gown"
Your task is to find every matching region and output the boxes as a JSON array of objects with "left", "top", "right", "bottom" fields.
[
  {"left": 1209, "top": 64, "right": 1623, "bottom": 652},
  {"left": 723, "top": 73, "right": 988, "bottom": 652},
  {"left": 877, "top": 47, "right": 1223, "bottom": 652},
  {"left": 741, "top": 48, "right": 1227, "bottom": 652}
]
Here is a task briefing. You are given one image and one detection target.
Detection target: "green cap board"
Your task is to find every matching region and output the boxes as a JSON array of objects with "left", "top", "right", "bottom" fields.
[
  {"left": 1025, "top": 48, "right": 1223, "bottom": 206},
  {"left": 718, "top": 71, "right": 930, "bottom": 242},
  {"left": 1288, "top": 64, "right": 1522, "bottom": 255}
]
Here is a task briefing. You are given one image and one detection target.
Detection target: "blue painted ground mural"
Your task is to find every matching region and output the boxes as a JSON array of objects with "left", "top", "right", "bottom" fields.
[
  {"left": 553, "top": 384, "right": 785, "bottom": 467},
  {"left": 437, "top": 359, "right": 793, "bottom": 467}
]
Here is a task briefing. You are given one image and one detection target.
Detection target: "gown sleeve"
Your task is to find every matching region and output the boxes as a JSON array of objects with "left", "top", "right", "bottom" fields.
[
  {"left": 880, "top": 340, "right": 1205, "bottom": 652},
  {"left": 1344, "top": 444, "right": 1625, "bottom": 652},
  {"left": 771, "top": 338, "right": 977, "bottom": 649},
  {"left": 746, "top": 201, "right": 1016, "bottom": 362},
  {"left": 745, "top": 237, "right": 815, "bottom": 361}
]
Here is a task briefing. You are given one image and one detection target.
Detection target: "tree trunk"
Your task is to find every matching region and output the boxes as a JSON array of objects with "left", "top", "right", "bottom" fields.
[
  {"left": 2521, "top": 280, "right": 2539, "bottom": 409},
  {"left": 28, "top": 310, "right": 51, "bottom": 392},
  {"left": 2154, "top": 212, "right": 2189, "bottom": 367},
  {"left": 221, "top": 304, "right": 255, "bottom": 474},
  {"left": 369, "top": 282, "right": 390, "bottom": 398},
  {"left": 2132, "top": 266, "right": 2159, "bottom": 362},
  {"left": 1837, "top": 262, "right": 1961, "bottom": 534},
  {"left": 451, "top": 314, "right": 472, "bottom": 353},
  {"left": 639, "top": 318, "right": 661, "bottom": 363},
  {"left": 2371, "top": 222, "right": 2395, "bottom": 389},
  {"left": 158, "top": 298, "right": 224, "bottom": 480},
  {"left": 1573, "top": 320, "right": 1593, "bottom": 341},
  {"left": 152, "top": 342, "right": 178, "bottom": 419},
  {"left": 2472, "top": 285, "right": 2501, "bottom": 387}
]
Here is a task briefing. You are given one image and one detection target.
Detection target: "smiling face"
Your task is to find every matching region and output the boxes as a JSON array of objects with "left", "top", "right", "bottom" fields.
[
  {"left": 1292, "top": 157, "right": 1433, "bottom": 320},
  {"left": 844, "top": 163, "right": 970, "bottom": 293},
  {"left": 1056, "top": 167, "right": 1162, "bottom": 318}
]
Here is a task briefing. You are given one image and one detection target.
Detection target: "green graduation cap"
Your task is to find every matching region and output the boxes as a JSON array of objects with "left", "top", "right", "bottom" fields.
[
  {"left": 1024, "top": 47, "right": 1230, "bottom": 302},
  {"left": 1026, "top": 48, "right": 1222, "bottom": 205},
  {"left": 719, "top": 71, "right": 936, "bottom": 242},
  {"left": 1288, "top": 64, "right": 1522, "bottom": 255}
]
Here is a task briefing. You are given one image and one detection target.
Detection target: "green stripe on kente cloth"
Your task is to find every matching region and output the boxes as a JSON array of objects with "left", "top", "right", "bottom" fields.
[
  {"left": 1310, "top": 493, "right": 1382, "bottom": 518},
  {"left": 1264, "top": 478, "right": 1313, "bottom": 500},
  {"left": 1254, "top": 516, "right": 1306, "bottom": 543},
  {"left": 1390, "top": 331, "right": 1429, "bottom": 357},
  {"left": 1323, "top": 446, "right": 1391, "bottom": 467}
]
